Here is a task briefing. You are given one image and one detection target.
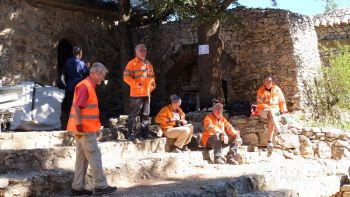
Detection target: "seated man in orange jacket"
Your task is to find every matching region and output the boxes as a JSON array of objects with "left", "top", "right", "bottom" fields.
[
  {"left": 256, "top": 75, "right": 288, "bottom": 156},
  {"left": 155, "top": 94, "right": 193, "bottom": 153},
  {"left": 202, "top": 102, "right": 242, "bottom": 164}
]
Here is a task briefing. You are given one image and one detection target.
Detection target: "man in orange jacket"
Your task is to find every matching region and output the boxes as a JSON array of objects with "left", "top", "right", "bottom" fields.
[
  {"left": 123, "top": 44, "right": 156, "bottom": 141},
  {"left": 202, "top": 102, "right": 242, "bottom": 164},
  {"left": 256, "top": 75, "right": 288, "bottom": 156},
  {"left": 67, "top": 63, "right": 116, "bottom": 196},
  {"left": 155, "top": 94, "right": 193, "bottom": 153}
]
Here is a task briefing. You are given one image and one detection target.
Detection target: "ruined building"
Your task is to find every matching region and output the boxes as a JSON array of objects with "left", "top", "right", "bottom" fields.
[{"left": 1, "top": 0, "right": 350, "bottom": 121}]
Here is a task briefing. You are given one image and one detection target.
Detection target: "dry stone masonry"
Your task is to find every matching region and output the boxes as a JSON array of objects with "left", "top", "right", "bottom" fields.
[
  {"left": 230, "top": 114, "right": 350, "bottom": 160},
  {"left": 0, "top": 0, "right": 123, "bottom": 114},
  {"left": 0, "top": 0, "right": 349, "bottom": 115},
  {"left": 135, "top": 8, "right": 324, "bottom": 115}
]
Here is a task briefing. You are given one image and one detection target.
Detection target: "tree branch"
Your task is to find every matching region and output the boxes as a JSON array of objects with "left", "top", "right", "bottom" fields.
[{"left": 221, "top": 0, "right": 235, "bottom": 10}]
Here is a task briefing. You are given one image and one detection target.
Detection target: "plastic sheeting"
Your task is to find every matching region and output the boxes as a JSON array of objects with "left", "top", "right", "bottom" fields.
[{"left": 9, "top": 82, "right": 65, "bottom": 131}]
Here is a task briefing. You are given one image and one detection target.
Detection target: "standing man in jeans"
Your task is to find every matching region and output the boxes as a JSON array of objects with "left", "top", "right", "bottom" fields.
[
  {"left": 67, "top": 63, "right": 116, "bottom": 196},
  {"left": 256, "top": 75, "right": 288, "bottom": 156},
  {"left": 123, "top": 44, "right": 156, "bottom": 141}
]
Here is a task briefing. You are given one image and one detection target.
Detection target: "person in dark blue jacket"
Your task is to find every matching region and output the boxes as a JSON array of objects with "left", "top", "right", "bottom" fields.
[{"left": 61, "top": 47, "right": 90, "bottom": 129}]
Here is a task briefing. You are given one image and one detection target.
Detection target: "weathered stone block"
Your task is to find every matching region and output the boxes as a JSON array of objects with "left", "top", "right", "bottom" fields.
[
  {"left": 0, "top": 178, "right": 9, "bottom": 189},
  {"left": 341, "top": 185, "right": 350, "bottom": 192},
  {"left": 324, "top": 128, "right": 343, "bottom": 139},
  {"left": 331, "top": 146, "right": 350, "bottom": 160},
  {"left": 334, "top": 140, "right": 350, "bottom": 148},
  {"left": 300, "top": 139, "right": 315, "bottom": 158},
  {"left": 258, "top": 132, "right": 269, "bottom": 146},
  {"left": 276, "top": 134, "right": 300, "bottom": 149},
  {"left": 242, "top": 133, "right": 259, "bottom": 146},
  {"left": 315, "top": 141, "right": 332, "bottom": 159}
]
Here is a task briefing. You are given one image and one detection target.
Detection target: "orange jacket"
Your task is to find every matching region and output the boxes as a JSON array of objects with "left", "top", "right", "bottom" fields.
[
  {"left": 155, "top": 104, "right": 185, "bottom": 133},
  {"left": 256, "top": 84, "right": 287, "bottom": 115},
  {"left": 202, "top": 113, "right": 238, "bottom": 147},
  {"left": 66, "top": 79, "right": 101, "bottom": 132},
  {"left": 123, "top": 57, "right": 156, "bottom": 97}
]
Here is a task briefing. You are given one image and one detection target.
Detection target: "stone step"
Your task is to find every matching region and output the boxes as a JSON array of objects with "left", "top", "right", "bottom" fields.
[
  {"left": 114, "top": 176, "right": 273, "bottom": 197},
  {"left": 0, "top": 147, "right": 349, "bottom": 197},
  {"left": 0, "top": 138, "right": 166, "bottom": 173},
  {"left": 0, "top": 151, "right": 206, "bottom": 197},
  {"left": 1, "top": 152, "right": 347, "bottom": 197},
  {"left": 0, "top": 130, "right": 68, "bottom": 149}
]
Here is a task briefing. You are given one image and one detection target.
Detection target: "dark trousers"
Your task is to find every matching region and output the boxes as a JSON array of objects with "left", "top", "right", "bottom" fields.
[
  {"left": 127, "top": 96, "right": 150, "bottom": 137},
  {"left": 60, "top": 90, "right": 74, "bottom": 130},
  {"left": 206, "top": 134, "right": 237, "bottom": 158}
]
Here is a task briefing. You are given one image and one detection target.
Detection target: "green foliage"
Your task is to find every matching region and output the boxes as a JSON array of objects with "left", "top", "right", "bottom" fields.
[
  {"left": 307, "top": 44, "right": 350, "bottom": 128},
  {"left": 147, "top": 0, "right": 276, "bottom": 24},
  {"left": 323, "top": 0, "right": 338, "bottom": 14},
  {"left": 148, "top": 0, "right": 234, "bottom": 23},
  {"left": 321, "top": 44, "right": 350, "bottom": 110}
]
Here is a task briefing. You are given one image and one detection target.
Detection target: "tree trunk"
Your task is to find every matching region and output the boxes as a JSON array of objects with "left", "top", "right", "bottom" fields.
[
  {"left": 118, "top": 0, "right": 133, "bottom": 114},
  {"left": 197, "top": 20, "right": 224, "bottom": 108}
]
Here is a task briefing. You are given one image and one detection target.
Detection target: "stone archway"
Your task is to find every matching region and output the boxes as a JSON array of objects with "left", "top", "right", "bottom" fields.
[
  {"left": 49, "top": 28, "right": 89, "bottom": 87},
  {"left": 56, "top": 39, "right": 73, "bottom": 89},
  {"left": 156, "top": 44, "right": 198, "bottom": 113}
]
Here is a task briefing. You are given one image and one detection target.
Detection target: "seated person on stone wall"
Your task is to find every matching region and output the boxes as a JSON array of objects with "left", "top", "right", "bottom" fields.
[
  {"left": 155, "top": 94, "right": 194, "bottom": 153},
  {"left": 202, "top": 102, "right": 242, "bottom": 165},
  {"left": 256, "top": 74, "right": 288, "bottom": 156}
]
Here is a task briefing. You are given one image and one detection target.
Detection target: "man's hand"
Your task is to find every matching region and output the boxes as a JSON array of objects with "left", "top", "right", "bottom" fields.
[
  {"left": 179, "top": 119, "right": 187, "bottom": 125},
  {"left": 235, "top": 137, "right": 243, "bottom": 146},
  {"left": 76, "top": 124, "right": 83, "bottom": 132},
  {"left": 167, "top": 117, "right": 176, "bottom": 123}
]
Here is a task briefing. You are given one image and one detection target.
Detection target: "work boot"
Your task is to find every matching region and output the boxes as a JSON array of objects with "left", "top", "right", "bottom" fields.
[
  {"left": 214, "top": 156, "right": 226, "bottom": 164},
  {"left": 127, "top": 132, "right": 137, "bottom": 142},
  {"left": 182, "top": 145, "right": 190, "bottom": 152},
  {"left": 71, "top": 188, "right": 93, "bottom": 196},
  {"left": 95, "top": 186, "right": 117, "bottom": 195},
  {"left": 267, "top": 143, "right": 273, "bottom": 157},
  {"left": 172, "top": 146, "right": 182, "bottom": 153},
  {"left": 140, "top": 127, "right": 155, "bottom": 140},
  {"left": 140, "top": 133, "right": 154, "bottom": 140},
  {"left": 226, "top": 154, "right": 239, "bottom": 165}
]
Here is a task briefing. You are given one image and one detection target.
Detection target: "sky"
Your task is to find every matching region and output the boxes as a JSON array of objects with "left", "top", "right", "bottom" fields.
[{"left": 237, "top": 0, "right": 350, "bottom": 16}]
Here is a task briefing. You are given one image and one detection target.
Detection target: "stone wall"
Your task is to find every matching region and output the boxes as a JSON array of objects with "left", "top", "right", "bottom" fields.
[
  {"left": 0, "top": 0, "right": 122, "bottom": 116},
  {"left": 313, "top": 9, "right": 350, "bottom": 65},
  {"left": 132, "top": 21, "right": 198, "bottom": 114},
  {"left": 134, "top": 9, "right": 321, "bottom": 112},
  {"left": 313, "top": 9, "right": 350, "bottom": 41},
  {"left": 230, "top": 115, "right": 350, "bottom": 160},
  {"left": 288, "top": 14, "right": 322, "bottom": 114}
]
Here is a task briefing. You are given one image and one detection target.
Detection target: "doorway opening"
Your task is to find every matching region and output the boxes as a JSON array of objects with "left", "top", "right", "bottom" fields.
[{"left": 57, "top": 39, "right": 73, "bottom": 89}]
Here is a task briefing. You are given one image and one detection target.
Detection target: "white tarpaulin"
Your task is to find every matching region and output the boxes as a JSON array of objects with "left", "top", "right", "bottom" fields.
[{"left": 9, "top": 82, "right": 64, "bottom": 131}]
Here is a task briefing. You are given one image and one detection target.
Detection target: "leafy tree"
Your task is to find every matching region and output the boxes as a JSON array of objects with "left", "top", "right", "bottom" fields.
[
  {"left": 307, "top": 44, "right": 350, "bottom": 128},
  {"left": 323, "top": 0, "right": 338, "bottom": 14}
]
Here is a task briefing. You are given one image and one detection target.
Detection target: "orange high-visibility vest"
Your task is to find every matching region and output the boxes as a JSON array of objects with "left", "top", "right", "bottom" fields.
[
  {"left": 256, "top": 84, "right": 287, "bottom": 115},
  {"left": 66, "top": 79, "right": 101, "bottom": 132},
  {"left": 123, "top": 57, "right": 156, "bottom": 97},
  {"left": 155, "top": 104, "right": 185, "bottom": 133},
  {"left": 202, "top": 113, "right": 238, "bottom": 147}
]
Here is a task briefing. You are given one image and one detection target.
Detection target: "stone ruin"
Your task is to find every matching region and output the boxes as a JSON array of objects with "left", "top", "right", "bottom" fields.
[
  {"left": 1, "top": 0, "right": 350, "bottom": 196},
  {"left": 1, "top": 0, "right": 349, "bottom": 116}
]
